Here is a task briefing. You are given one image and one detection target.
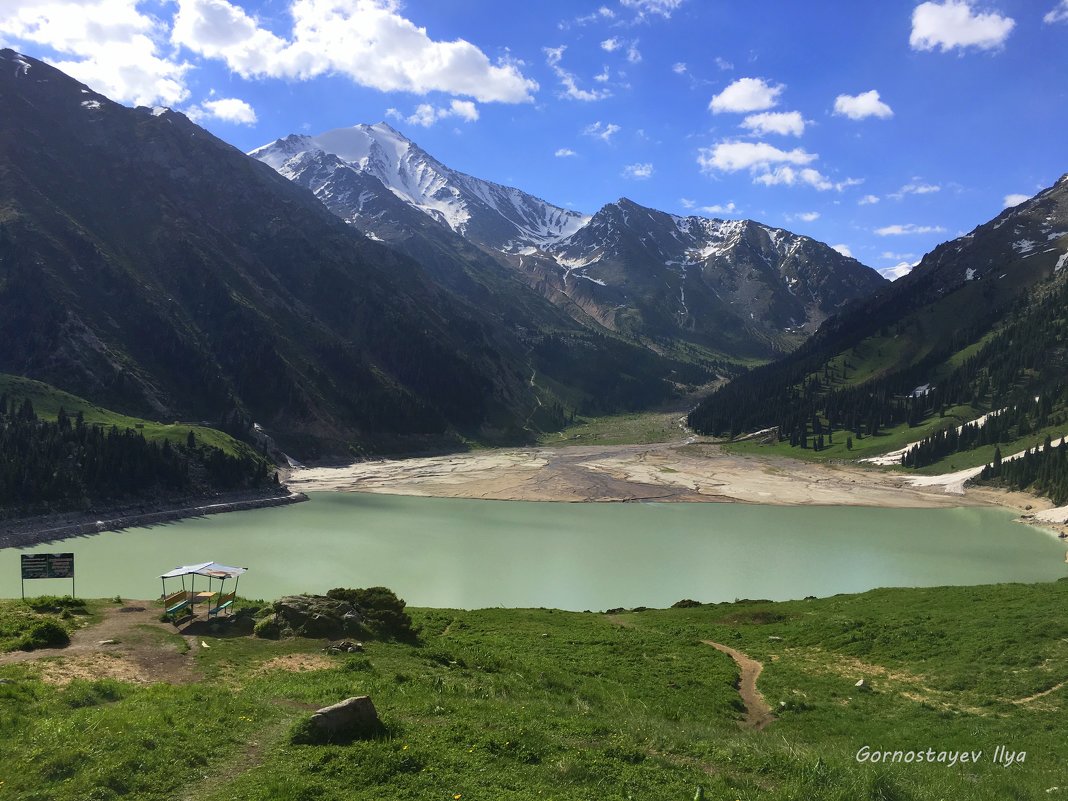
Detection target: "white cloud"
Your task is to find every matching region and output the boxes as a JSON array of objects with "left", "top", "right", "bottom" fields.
[
  {"left": 602, "top": 37, "right": 641, "bottom": 63},
  {"left": 881, "top": 251, "right": 917, "bottom": 262},
  {"left": 698, "top": 142, "right": 859, "bottom": 192},
  {"left": 1003, "top": 193, "right": 1031, "bottom": 207},
  {"left": 875, "top": 224, "right": 947, "bottom": 236},
  {"left": 622, "top": 162, "right": 654, "bottom": 179},
  {"left": 1046, "top": 1, "right": 1068, "bottom": 23},
  {"left": 831, "top": 244, "right": 853, "bottom": 258},
  {"left": 567, "top": 6, "right": 616, "bottom": 27},
  {"left": 833, "top": 90, "right": 893, "bottom": 120},
  {"left": 593, "top": 65, "right": 610, "bottom": 83},
  {"left": 583, "top": 121, "right": 622, "bottom": 142},
  {"left": 679, "top": 198, "right": 696, "bottom": 209},
  {"left": 910, "top": 1, "right": 1015, "bottom": 52},
  {"left": 555, "top": 147, "right": 578, "bottom": 157},
  {"left": 709, "top": 77, "right": 783, "bottom": 113},
  {"left": 859, "top": 194, "right": 880, "bottom": 205},
  {"left": 620, "top": 0, "right": 686, "bottom": 18},
  {"left": 791, "top": 211, "right": 821, "bottom": 223},
  {"left": 395, "top": 99, "right": 479, "bottom": 127},
  {"left": 888, "top": 182, "right": 941, "bottom": 200},
  {"left": 701, "top": 202, "right": 737, "bottom": 215},
  {"left": 697, "top": 141, "right": 816, "bottom": 172},
  {"left": 171, "top": 0, "right": 537, "bottom": 103},
  {"left": 756, "top": 167, "right": 862, "bottom": 192},
  {"left": 0, "top": 0, "right": 191, "bottom": 105},
  {"left": 740, "top": 111, "right": 805, "bottom": 137},
  {"left": 714, "top": 56, "right": 733, "bottom": 71},
  {"left": 388, "top": 100, "right": 478, "bottom": 127},
  {"left": 879, "top": 262, "right": 916, "bottom": 280},
  {"left": 545, "top": 45, "right": 610, "bottom": 101},
  {"left": 196, "top": 96, "right": 258, "bottom": 125},
  {"left": 672, "top": 62, "right": 687, "bottom": 74}
]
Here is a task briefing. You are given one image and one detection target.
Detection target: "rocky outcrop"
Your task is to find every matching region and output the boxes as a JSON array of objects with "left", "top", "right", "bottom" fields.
[
  {"left": 292, "top": 696, "right": 382, "bottom": 744},
  {"left": 254, "top": 594, "right": 367, "bottom": 640}
]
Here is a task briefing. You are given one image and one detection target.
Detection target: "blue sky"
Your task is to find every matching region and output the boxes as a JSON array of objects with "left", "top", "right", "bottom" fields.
[{"left": 2, "top": 0, "right": 1067, "bottom": 277}]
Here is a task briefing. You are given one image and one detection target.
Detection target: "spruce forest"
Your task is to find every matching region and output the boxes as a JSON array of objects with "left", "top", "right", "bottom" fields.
[{"left": 0, "top": 396, "right": 273, "bottom": 518}]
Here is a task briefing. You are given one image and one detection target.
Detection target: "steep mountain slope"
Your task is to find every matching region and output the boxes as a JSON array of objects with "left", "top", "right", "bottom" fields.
[
  {"left": 0, "top": 50, "right": 546, "bottom": 456},
  {"left": 251, "top": 125, "right": 886, "bottom": 360},
  {"left": 688, "top": 174, "right": 1068, "bottom": 442},
  {"left": 0, "top": 50, "right": 714, "bottom": 457}
]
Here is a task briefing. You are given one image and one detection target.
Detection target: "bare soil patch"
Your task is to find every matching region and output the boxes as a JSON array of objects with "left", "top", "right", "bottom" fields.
[
  {"left": 254, "top": 653, "right": 335, "bottom": 675},
  {"left": 0, "top": 603, "right": 198, "bottom": 684}
]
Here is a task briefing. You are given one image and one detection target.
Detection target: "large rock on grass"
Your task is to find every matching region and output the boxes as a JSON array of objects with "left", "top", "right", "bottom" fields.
[{"left": 292, "top": 696, "right": 382, "bottom": 744}]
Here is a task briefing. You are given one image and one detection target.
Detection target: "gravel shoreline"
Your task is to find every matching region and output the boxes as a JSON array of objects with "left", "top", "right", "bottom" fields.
[{"left": 0, "top": 490, "right": 308, "bottom": 549}]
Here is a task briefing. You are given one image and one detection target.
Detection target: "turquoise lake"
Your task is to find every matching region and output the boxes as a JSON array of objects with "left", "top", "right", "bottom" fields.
[{"left": 2, "top": 493, "right": 1065, "bottom": 609}]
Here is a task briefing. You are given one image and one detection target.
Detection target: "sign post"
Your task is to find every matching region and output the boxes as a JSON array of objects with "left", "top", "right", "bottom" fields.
[{"left": 20, "top": 553, "right": 76, "bottom": 599}]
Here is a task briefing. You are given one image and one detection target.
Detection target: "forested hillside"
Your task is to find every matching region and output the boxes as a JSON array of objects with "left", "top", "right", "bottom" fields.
[
  {"left": 687, "top": 175, "right": 1068, "bottom": 502},
  {"left": 0, "top": 392, "right": 273, "bottom": 519}
]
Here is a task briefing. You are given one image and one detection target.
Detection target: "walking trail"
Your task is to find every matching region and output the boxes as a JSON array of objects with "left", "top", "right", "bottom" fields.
[{"left": 703, "top": 640, "right": 775, "bottom": 731}]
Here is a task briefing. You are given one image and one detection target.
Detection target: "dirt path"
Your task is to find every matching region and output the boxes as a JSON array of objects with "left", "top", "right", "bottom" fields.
[
  {"left": 1012, "top": 679, "right": 1068, "bottom": 705},
  {"left": 703, "top": 640, "right": 775, "bottom": 731},
  {"left": 0, "top": 603, "right": 198, "bottom": 685}
]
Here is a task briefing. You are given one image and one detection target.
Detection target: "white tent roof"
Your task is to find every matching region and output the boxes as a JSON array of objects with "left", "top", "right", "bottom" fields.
[{"left": 160, "top": 562, "right": 248, "bottom": 579}]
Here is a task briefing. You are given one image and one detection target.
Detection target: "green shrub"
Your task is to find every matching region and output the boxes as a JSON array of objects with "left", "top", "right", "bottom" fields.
[
  {"left": 25, "top": 596, "right": 86, "bottom": 614},
  {"left": 62, "top": 679, "right": 125, "bottom": 708},
  {"left": 253, "top": 616, "right": 281, "bottom": 639},
  {"left": 672, "top": 599, "right": 702, "bottom": 608},
  {"left": 340, "top": 656, "right": 373, "bottom": 672},
  {"left": 325, "top": 587, "right": 415, "bottom": 640},
  {"left": 18, "top": 620, "right": 70, "bottom": 651}
]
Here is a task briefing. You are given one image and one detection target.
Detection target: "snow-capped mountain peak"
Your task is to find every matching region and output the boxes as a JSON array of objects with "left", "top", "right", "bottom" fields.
[{"left": 250, "top": 123, "right": 587, "bottom": 249}]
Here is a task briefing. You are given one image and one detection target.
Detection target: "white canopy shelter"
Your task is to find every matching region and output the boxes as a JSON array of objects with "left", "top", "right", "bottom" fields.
[
  {"left": 160, "top": 562, "right": 248, "bottom": 580},
  {"left": 159, "top": 561, "right": 248, "bottom": 619}
]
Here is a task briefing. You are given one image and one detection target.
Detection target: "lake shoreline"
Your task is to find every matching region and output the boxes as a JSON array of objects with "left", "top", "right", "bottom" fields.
[
  {"left": 0, "top": 489, "right": 308, "bottom": 549},
  {"left": 283, "top": 439, "right": 1068, "bottom": 540}
]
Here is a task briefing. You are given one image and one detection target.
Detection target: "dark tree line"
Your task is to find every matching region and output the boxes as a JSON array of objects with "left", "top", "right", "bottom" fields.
[
  {"left": 902, "top": 390, "right": 1066, "bottom": 468},
  {"left": 981, "top": 437, "right": 1068, "bottom": 505},
  {"left": 0, "top": 396, "right": 273, "bottom": 518}
]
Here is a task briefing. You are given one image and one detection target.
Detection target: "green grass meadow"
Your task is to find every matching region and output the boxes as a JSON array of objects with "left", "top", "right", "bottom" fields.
[{"left": 3, "top": 581, "right": 1068, "bottom": 800}]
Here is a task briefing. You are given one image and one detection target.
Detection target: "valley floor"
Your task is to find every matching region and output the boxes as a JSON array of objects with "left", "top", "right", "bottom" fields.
[{"left": 286, "top": 438, "right": 1043, "bottom": 513}]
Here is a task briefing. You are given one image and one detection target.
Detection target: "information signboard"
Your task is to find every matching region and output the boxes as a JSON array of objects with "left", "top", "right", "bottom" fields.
[{"left": 19, "top": 553, "right": 75, "bottom": 597}]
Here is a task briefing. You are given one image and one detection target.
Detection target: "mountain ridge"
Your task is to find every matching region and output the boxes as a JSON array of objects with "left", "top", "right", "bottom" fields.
[{"left": 251, "top": 123, "right": 887, "bottom": 360}]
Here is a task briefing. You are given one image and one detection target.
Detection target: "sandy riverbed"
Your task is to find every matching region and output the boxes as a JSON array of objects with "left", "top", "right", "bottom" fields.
[{"left": 286, "top": 439, "right": 1047, "bottom": 512}]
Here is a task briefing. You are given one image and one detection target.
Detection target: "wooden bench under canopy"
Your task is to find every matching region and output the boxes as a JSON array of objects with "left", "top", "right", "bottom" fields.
[{"left": 159, "top": 562, "right": 248, "bottom": 620}]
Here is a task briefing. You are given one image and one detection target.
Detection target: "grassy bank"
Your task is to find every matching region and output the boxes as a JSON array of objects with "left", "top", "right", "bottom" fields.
[
  {"left": 2, "top": 581, "right": 1067, "bottom": 799},
  {"left": 536, "top": 410, "right": 689, "bottom": 447}
]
